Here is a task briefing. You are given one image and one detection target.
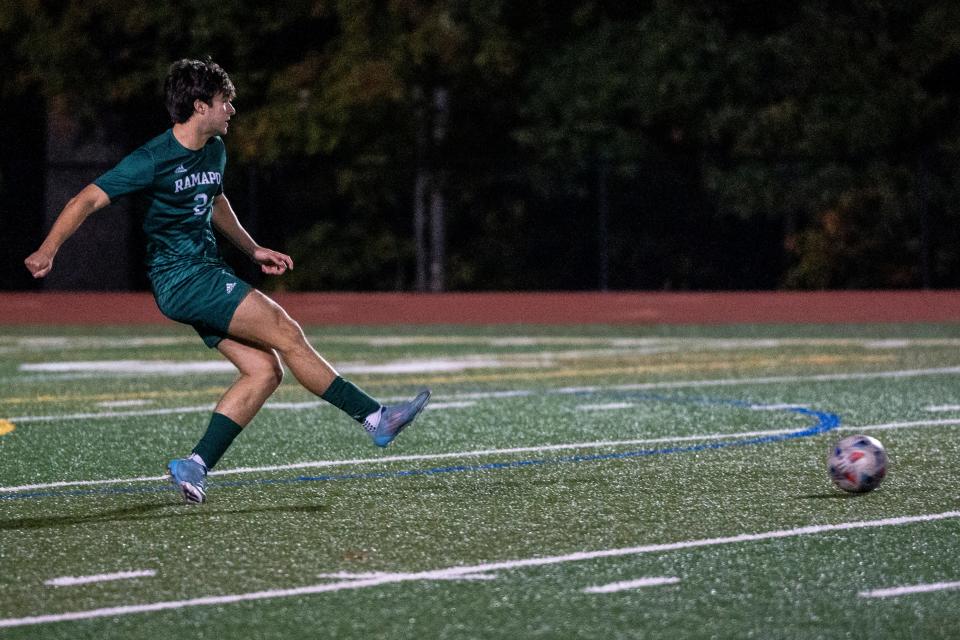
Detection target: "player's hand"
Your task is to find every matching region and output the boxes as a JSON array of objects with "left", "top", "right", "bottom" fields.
[
  {"left": 253, "top": 247, "right": 294, "bottom": 275},
  {"left": 24, "top": 250, "right": 54, "bottom": 279}
]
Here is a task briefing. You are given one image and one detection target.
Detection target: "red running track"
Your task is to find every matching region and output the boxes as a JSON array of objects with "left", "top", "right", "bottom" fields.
[{"left": 0, "top": 291, "right": 958, "bottom": 325}]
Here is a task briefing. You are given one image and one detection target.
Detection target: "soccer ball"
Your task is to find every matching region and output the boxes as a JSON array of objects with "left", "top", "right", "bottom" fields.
[{"left": 827, "top": 435, "right": 888, "bottom": 493}]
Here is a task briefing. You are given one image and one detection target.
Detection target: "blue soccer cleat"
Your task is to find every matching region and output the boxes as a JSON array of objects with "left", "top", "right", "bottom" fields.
[
  {"left": 367, "top": 389, "right": 431, "bottom": 448},
  {"left": 167, "top": 458, "right": 207, "bottom": 504}
]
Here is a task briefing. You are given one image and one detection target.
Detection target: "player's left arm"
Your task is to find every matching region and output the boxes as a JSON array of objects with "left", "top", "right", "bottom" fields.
[{"left": 210, "top": 194, "right": 293, "bottom": 275}]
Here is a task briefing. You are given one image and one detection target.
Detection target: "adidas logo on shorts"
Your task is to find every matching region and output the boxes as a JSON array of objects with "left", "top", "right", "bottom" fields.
[{"left": 225, "top": 282, "right": 236, "bottom": 294}]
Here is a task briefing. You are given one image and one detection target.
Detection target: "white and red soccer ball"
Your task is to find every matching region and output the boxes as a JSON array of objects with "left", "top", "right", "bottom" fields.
[{"left": 828, "top": 435, "right": 888, "bottom": 493}]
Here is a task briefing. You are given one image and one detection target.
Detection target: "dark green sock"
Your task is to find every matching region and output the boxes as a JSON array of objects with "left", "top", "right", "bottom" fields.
[
  {"left": 192, "top": 413, "right": 243, "bottom": 469},
  {"left": 320, "top": 376, "right": 381, "bottom": 423}
]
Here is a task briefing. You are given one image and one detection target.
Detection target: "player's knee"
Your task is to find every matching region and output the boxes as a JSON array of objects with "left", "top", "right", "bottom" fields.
[
  {"left": 262, "top": 354, "right": 283, "bottom": 392},
  {"left": 246, "top": 353, "right": 283, "bottom": 392}
]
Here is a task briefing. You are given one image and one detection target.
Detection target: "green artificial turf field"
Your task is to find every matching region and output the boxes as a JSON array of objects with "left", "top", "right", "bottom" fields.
[{"left": 2, "top": 324, "right": 960, "bottom": 638}]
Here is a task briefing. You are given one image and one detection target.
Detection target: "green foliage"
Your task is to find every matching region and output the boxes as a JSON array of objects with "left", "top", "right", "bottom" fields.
[
  {"left": 4, "top": 0, "right": 960, "bottom": 289},
  {"left": 272, "top": 220, "right": 411, "bottom": 291},
  {"left": 783, "top": 169, "right": 920, "bottom": 289}
]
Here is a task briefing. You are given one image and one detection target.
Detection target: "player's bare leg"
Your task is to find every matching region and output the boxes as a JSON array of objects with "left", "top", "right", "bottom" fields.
[
  {"left": 167, "top": 337, "right": 282, "bottom": 504},
  {"left": 213, "top": 337, "right": 284, "bottom": 426},
  {"left": 226, "top": 290, "right": 337, "bottom": 396},
  {"left": 227, "top": 289, "right": 430, "bottom": 446},
  {"left": 169, "top": 290, "right": 429, "bottom": 502}
]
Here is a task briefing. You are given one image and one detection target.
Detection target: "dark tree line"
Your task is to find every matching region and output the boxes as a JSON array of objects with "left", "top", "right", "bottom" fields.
[{"left": 2, "top": 1, "right": 959, "bottom": 291}]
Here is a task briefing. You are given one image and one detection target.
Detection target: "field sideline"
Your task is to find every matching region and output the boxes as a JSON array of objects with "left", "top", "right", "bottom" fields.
[{"left": 2, "top": 302, "right": 960, "bottom": 638}]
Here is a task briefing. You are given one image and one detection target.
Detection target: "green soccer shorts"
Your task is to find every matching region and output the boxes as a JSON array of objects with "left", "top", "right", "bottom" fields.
[{"left": 150, "top": 261, "right": 253, "bottom": 348}]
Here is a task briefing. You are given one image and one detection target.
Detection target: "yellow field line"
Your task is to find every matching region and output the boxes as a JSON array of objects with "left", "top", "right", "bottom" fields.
[
  {"left": 0, "top": 419, "right": 15, "bottom": 437},
  {"left": 0, "top": 387, "right": 227, "bottom": 406},
  {"left": 407, "top": 354, "right": 896, "bottom": 385},
  {"left": 0, "top": 353, "right": 895, "bottom": 405}
]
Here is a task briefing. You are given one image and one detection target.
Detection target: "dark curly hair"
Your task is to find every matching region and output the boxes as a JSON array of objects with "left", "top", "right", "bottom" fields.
[{"left": 164, "top": 58, "right": 236, "bottom": 124}]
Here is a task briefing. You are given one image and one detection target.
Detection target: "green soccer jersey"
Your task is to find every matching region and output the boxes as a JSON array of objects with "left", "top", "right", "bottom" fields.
[{"left": 94, "top": 129, "right": 227, "bottom": 271}]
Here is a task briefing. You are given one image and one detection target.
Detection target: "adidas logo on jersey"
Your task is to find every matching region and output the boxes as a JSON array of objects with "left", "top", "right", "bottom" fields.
[
  {"left": 225, "top": 282, "right": 236, "bottom": 294},
  {"left": 174, "top": 164, "right": 188, "bottom": 173}
]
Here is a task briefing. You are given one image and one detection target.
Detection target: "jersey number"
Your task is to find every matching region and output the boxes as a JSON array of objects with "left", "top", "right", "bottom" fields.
[{"left": 193, "top": 194, "right": 212, "bottom": 217}]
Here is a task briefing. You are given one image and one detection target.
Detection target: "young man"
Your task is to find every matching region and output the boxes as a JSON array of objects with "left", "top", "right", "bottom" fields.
[{"left": 24, "top": 58, "right": 430, "bottom": 504}]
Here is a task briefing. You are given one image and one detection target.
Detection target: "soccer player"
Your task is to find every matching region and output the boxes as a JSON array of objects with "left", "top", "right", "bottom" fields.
[{"left": 24, "top": 58, "right": 430, "bottom": 504}]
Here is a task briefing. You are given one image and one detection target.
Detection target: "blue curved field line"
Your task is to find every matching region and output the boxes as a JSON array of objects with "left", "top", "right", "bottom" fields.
[{"left": 1, "top": 399, "right": 840, "bottom": 502}]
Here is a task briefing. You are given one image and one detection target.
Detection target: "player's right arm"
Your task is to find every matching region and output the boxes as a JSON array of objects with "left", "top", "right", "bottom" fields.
[{"left": 24, "top": 183, "right": 111, "bottom": 279}]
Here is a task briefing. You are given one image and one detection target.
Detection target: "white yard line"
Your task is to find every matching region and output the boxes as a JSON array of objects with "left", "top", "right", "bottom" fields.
[
  {"left": 598, "top": 366, "right": 960, "bottom": 391},
  {"left": 924, "top": 405, "right": 960, "bottom": 412},
  {"left": 95, "top": 399, "right": 155, "bottom": 408},
  {"left": 1, "top": 474, "right": 170, "bottom": 493},
  {"left": 6, "top": 398, "right": 468, "bottom": 424},
  {"left": 7, "top": 364, "right": 960, "bottom": 493},
  {"left": 0, "top": 430, "right": 798, "bottom": 493},
  {"left": 2, "top": 511, "right": 957, "bottom": 629},
  {"left": 7, "top": 414, "right": 960, "bottom": 494},
  {"left": 10, "top": 365, "right": 960, "bottom": 425},
  {"left": 19, "top": 360, "right": 236, "bottom": 374},
  {"left": 17, "top": 357, "right": 548, "bottom": 377},
  {"left": 1, "top": 336, "right": 196, "bottom": 350},
  {"left": 859, "top": 581, "right": 960, "bottom": 599},
  {"left": 577, "top": 403, "right": 635, "bottom": 411},
  {"left": 9, "top": 405, "right": 221, "bottom": 423},
  {"left": 749, "top": 403, "right": 809, "bottom": 411},
  {"left": 45, "top": 570, "right": 156, "bottom": 587},
  {"left": 840, "top": 418, "right": 960, "bottom": 432},
  {"left": 315, "top": 571, "right": 496, "bottom": 582},
  {"left": 583, "top": 576, "right": 680, "bottom": 594},
  {"left": 208, "top": 428, "right": 800, "bottom": 476},
  {"left": 451, "top": 365, "right": 960, "bottom": 398},
  {"left": 424, "top": 401, "right": 477, "bottom": 410},
  {"left": 12, "top": 334, "right": 960, "bottom": 350}
]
